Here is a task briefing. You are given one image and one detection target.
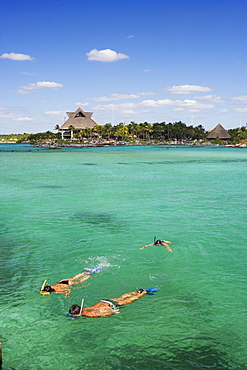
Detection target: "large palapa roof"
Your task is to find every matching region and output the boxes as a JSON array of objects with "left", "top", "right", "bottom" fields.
[
  {"left": 60, "top": 107, "right": 97, "bottom": 130},
  {"left": 206, "top": 124, "right": 231, "bottom": 139}
]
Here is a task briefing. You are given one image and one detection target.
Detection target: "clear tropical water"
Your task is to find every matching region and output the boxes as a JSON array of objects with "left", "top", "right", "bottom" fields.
[{"left": 0, "top": 144, "right": 246, "bottom": 370}]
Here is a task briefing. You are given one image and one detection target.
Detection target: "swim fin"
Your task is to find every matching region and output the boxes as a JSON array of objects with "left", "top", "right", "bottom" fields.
[
  {"left": 146, "top": 288, "right": 160, "bottom": 295},
  {"left": 85, "top": 267, "right": 102, "bottom": 274}
]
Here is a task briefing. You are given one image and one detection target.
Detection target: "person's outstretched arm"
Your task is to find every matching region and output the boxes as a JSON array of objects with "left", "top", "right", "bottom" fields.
[
  {"left": 162, "top": 242, "right": 173, "bottom": 252},
  {"left": 52, "top": 285, "right": 72, "bottom": 297},
  {"left": 140, "top": 243, "right": 154, "bottom": 250},
  {"left": 64, "top": 288, "right": 72, "bottom": 297}
]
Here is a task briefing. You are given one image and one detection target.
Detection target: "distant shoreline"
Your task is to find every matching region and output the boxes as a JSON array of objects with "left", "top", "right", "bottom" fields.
[{"left": 0, "top": 141, "right": 246, "bottom": 151}]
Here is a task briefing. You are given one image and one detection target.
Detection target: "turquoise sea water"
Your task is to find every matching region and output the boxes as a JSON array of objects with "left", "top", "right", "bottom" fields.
[{"left": 0, "top": 144, "right": 246, "bottom": 370}]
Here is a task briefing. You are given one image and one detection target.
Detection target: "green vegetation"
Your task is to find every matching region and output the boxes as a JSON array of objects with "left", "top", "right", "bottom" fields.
[
  {"left": 67, "top": 121, "right": 207, "bottom": 142},
  {"left": 0, "top": 131, "right": 59, "bottom": 144},
  {"left": 228, "top": 126, "right": 247, "bottom": 143},
  {"left": 1, "top": 122, "right": 247, "bottom": 145},
  {"left": 0, "top": 133, "right": 29, "bottom": 143},
  {"left": 26, "top": 131, "right": 59, "bottom": 144}
]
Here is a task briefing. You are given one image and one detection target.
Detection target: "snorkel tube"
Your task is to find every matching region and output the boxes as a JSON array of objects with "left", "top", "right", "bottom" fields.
[
  {"left": 67, "top": 298, "right": 84, "bottom": 319},
  {"left": 79, "top": 298, "right": 84, "bottom": 315},
  {"left": 39, "top": 280, "right": 51, "bottom": 295}
]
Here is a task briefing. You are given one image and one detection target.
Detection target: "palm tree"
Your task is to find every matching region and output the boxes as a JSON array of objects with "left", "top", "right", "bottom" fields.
[
  {"left": 142, "top": 122, "right": 152, "bottom": 140},
  {"left": 103, "top": 123, "right": 112, "bottom": 139},
  {"left": 68, "top": 125, "right": 75, "bottom": 140},
  {"left": 83, "top": 127, "right": 93, "bottom": 140},
  {"left": 74, "top": 131, "right": 82, "bottom": 141},
  {"left": 93, "top": 124, "right": 103, "bottom": 140},
  {"left": 129, "top": 121, "right": 139, "bottom": 139},
  {"left": 54, "top": 124, "right": 61, "bottom": 139},
  {"left": 115, "top": 123, "right": 128, "bottom": 141}
]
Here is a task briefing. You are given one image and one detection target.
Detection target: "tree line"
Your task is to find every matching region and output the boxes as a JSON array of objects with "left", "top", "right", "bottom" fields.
[
  {"left": 55, "top": 121, "right": 247, "bottom": 143},
  {"left": 1, "top": 121, "right": 247, "bottom": 143},
  {"left": 60, "top": 121, "right": 206, "bottom": 141}
]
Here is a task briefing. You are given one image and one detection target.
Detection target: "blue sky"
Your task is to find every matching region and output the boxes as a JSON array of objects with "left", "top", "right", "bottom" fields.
[{"left": 1, "top": 0, "right": 247, "bottom": 134}]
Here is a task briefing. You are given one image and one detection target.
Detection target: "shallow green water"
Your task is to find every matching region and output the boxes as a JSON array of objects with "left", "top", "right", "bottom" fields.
[{"left": 0, "top": 144, "right": 246, "bottom": 369}]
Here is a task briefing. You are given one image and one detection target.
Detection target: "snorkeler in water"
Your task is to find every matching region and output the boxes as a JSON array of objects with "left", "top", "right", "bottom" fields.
[
  {"left": 40, "top": 268, "right": 102, "bottom": 296},
  {"left": 67, "top": 288, "right": 159, "bottom": 318},
  {"left": 140, "top": 238, "right": 173, "bottom": 252}
]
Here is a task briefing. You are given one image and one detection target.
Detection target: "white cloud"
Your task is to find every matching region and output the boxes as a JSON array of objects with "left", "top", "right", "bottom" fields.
[
  {"left": 177, "top": 99, "right": 214, "bottom": 109},
  {"left": 22, "top": 81, "right": 63, "bottom": 90},
  {"left": 139, "top": 92, "right": 155, "bottom": 96},
  {"left": 140, "top": 99, "right": 174, "bottom": 107},
  {"left": 0, "top": 52, "right": 35, "bottom": 61},
  {"left": 235, "top": 107, "right": 247, "bottom": 113},
  {"left": 18, "top": 81, "right": 63, "bottom": 94},
  {"left": 92, "top": 93, "right": 140, "bottom": 102},
  {"left": 94, "top": 103, "right": 133, "bottom": 110},
  {"left": 0, "top": 106, "right": 15, "bottom": 119},
  {"left": 44, "top": 110, "right": 65, "bottom": 116},
  {"left": 91, "top": 92, "right": 155, "bottom": 102},
  {"left": 17, "top": 89, "right": 33, "bottom": 95},
  {"left": 231, "top": 96, "right": 247, "bottom": 103},
  {"left": 174, "top": 108, "right": 200, "bottom": 113},
  {"left": 194, "top": 95, "right": 224, "bottom": 102},
  {"left": 144, "top": 69, "right": 151, "bottom": 72},
  {"left": 94, "top": 102, "right": 148, "bottom": 115},
  {"left": 127, "top": 35, "right": 135, "bottom": 39},
  {"left": 231, "top": 96, "right": 247, "bottom": 113},
  {"left": 0, "top": 106, "right": 34, "bottom": 121},
  {"left": 86, "top": 48, "right": 129, "bottom": 62},
  {"left": 93, "top": 98, "right": 214, "bottom": 116},
  {"left": 14, "top": 117, "right": 33, "bottom": 121},
  {"left": 75, "top": 102, "right": 90, "bottom": 106},
  {"left": 165, "top": 84, "right": 213, "bottom": 94},
  {"left": 215, "top": 109, "right": 229, "bottom": 113},
  {"left": 140, "top": 99, "right": 214, "bottom": 109},
  {"left": 21, "top": 72, "right": 36, "bottom": 75}
]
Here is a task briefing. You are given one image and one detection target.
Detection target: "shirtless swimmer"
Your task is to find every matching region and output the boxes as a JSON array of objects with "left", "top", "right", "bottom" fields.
[
  {"left": 40, "top": 268, "right": 101, "bottom": 297},
  {"left": 67, "top": 288, "right": 159, "bottom": 318}
]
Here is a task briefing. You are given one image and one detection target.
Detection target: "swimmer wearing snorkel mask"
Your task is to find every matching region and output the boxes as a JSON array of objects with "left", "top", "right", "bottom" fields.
[
  {"left": 67, "top": 288, "right": 159, "bottom": 318},
  {"left": 40, "top": 268, "right": 102, "bottom": 297},
  {"left": 140, "top": 238, "right": 173, "bottom": 252}
]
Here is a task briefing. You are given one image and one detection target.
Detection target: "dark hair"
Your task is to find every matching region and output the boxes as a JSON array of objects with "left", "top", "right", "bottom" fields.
[
  {"left": 69, "top": 304, "right": 81, "bottom": 315},
  {"left": 154, "top": 240, "right": 162, "bottom": 245},
  {"left": 137, "top": 289, "right": 144, "bottom": 293},
  {"left": 43, "top": 285, "right": 55, "bottom": 293}
]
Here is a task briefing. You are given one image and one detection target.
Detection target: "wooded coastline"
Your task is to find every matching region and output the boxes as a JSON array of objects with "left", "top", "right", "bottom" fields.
[{"left": 1, "top": 121, "right": 247, "bottom": 147}]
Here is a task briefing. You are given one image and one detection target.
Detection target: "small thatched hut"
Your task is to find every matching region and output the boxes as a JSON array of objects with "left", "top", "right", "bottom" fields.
[
  {"left": 60, "top": 107, "right": 97, "bottom": 139},
  {"left": 206, "top": 124, "right": 231, "bottom": 140}
]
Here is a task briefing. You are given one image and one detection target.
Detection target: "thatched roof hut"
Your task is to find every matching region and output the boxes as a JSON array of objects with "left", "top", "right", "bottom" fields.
[
  {"left": 60, "top": 107, "right": 97, "bottom": 131},
  {"left": 206, "top": 124, "right": 231, "bottom": 139}
]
